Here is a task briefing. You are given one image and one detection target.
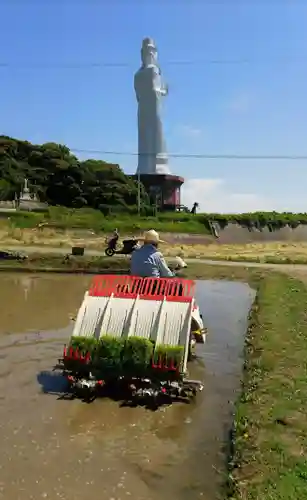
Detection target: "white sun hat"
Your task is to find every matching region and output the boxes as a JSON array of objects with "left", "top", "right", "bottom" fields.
[{"left": 140, "top": 229, "right": 165, "bottom": 244}]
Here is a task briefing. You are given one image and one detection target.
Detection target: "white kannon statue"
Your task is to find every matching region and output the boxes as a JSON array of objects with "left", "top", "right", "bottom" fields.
[
  {"left": 134, "top": 38, "right": 171, "bottom": 175},
  {"left": 21, "top": 178, "right": 31, "bottom": 200},
  {"left": 24, "top": 178, "right": 29, "bottom": 193}
]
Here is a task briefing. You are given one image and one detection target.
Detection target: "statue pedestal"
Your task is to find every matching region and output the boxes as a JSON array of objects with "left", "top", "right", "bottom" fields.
[
  {"left": 18, "top": 178, "right": 48, "bottom": 212},
  {"left": 18, "top": 199, "right": 48, "bottom": 212},
  {"left": 132, "top": 173, "right": 184, "bottom": 211}
]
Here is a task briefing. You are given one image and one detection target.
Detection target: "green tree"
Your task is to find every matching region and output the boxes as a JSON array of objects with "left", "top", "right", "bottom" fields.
[{"left": 0, "top": 135, "right": 149, "bottom": 212}]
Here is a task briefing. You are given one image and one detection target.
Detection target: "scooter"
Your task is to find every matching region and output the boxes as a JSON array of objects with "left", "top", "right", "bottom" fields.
[
  {"left": 105, "top": 236, "right": 140, "bottom": 257},
  {"left": 0, "top": 250, "right": 28, "bottom": 261}
]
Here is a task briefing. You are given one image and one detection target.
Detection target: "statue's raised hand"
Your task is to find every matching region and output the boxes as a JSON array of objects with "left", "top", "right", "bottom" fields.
[{"left": 159, "top": 83, "right": 168, "bottom": 96}]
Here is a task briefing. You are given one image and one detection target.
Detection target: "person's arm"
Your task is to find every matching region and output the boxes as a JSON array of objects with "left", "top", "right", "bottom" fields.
[{"left": 156, "top": 252, "right": 174, "bottom": 278}]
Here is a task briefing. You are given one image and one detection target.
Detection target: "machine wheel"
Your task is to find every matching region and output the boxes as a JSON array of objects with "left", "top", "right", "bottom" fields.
[{"left": 105, "top": 248, "right": 115, "bottom": 257}]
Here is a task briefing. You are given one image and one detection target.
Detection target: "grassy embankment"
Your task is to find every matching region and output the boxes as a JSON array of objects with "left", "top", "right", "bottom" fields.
[
  {"left": 0, "top": 206, "right": 209, "bottom": 236},
  {"left": 2, "top": 207, "right": 307, "bottom": 264},
  {"left": 228, "top": 270, "right": 307, "bottom": 500},
  {"left": 1, "top": 252, "right": 307, "bottom": 499},
  {"left": 190, "top": 265, "right": 307, "bottom": 499}
]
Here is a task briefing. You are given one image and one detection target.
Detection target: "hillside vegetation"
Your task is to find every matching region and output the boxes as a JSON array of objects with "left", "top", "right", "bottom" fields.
[
  {"left": 1, "top": 136, "right": 307, "bottom": 234},
  {"left": 0, "top": 135, "right": 149, "bottom": 214}
]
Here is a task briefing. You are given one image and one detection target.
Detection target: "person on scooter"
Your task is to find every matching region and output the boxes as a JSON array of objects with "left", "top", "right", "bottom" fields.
[{"left": 130, "top": 229, "right": 174, "bottom": 278}]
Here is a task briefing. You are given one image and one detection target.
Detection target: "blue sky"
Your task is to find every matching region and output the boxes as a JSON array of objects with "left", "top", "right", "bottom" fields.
[{"left": 1, "top": 1, "right": 307, "bottom": 212}]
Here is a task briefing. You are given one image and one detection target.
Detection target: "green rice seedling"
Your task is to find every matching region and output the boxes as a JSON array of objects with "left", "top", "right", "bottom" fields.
[
  {"left": 122, "top": 336, "right": 154, "bottom": 376},
  {"left": 94, "top": 335, "right": 125, "bottom": 373},
  {"left": 154, "top": 345, "right": 184, "bottom": 369},
  {"left": 69, "top": 336, "right": 98, "bottom": 356}
]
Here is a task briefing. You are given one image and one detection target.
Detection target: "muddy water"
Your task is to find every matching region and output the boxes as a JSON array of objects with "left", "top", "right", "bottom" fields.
[{"left": 0, "top": 273, "right": 255, "bottom": 500}]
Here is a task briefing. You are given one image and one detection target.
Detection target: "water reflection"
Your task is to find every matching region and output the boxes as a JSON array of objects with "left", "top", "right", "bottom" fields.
[{"left": 0, "top": 272, "right": 91, "bottom": 333}]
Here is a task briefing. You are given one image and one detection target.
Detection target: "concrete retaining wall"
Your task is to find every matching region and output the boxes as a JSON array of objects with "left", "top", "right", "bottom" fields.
[{"left": 161, "top": 224, "right": 307, "bottom": 245}]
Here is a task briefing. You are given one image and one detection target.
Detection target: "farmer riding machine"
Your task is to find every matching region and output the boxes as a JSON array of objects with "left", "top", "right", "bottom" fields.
[{"left": 56, "top": 274, "right": 206, "bottom": 403}]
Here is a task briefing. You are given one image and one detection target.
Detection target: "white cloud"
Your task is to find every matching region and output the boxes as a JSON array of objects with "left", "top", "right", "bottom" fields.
[
  {"left": 181, "top": 178, "right": 274, "bottom": 213},
  {"left": 177, "top": 124, "right": 203, "bottom": 138}
]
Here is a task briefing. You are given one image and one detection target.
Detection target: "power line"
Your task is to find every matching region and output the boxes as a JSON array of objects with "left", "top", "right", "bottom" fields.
[
  {"left": 1, "top": 56, "right": 307, "bottom": 69},
  {"left": 71, "top": 148, "right": 307, "bottom": 160}
]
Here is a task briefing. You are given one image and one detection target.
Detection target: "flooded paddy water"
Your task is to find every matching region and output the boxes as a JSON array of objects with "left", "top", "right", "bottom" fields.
[{"left": 0, "top": 273, "right": 255, "bottom": 500}]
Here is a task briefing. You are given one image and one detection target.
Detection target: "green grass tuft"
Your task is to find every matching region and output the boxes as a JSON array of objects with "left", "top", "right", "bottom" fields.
[{"left": 228, "top": 272, "right": 307, "bottom": 499}]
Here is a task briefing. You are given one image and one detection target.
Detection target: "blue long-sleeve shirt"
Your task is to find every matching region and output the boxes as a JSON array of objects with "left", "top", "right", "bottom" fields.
[{"left": 130, "top": 244, "right": 174, "bottom": 278}]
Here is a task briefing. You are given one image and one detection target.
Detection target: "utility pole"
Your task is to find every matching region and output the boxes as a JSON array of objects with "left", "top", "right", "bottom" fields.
[{"left": 137, "top": 169, "right": 141, "bottom": 216}]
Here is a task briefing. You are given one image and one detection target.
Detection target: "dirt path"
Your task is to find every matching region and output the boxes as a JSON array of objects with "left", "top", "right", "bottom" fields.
[
  {"left": 3, "top": 245, "right": 102, "bottom": 257},
  {"left": 4, "top": 243, "right": 307, "bottom": 285}
]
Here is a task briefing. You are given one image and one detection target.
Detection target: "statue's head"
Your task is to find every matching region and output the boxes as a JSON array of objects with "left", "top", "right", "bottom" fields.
[{"left": 141, "top": 37, "right": 158, "bottom": 67}]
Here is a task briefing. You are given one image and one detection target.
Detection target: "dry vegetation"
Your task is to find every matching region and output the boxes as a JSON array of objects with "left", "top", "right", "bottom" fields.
[
  {"left": 2, "top": 225, "right": 307, "bottom": 264},
  {"left": 166, "top": 241, "right": 307, "bottom": 264},
  {"left": 0, "top": 226, "right": 104, "bottom": 248}
]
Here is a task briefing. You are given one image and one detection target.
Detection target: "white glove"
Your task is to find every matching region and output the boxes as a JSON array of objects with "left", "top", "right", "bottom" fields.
[{"left": 175, "top": 256, "right": 187, "bottom": 269}]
